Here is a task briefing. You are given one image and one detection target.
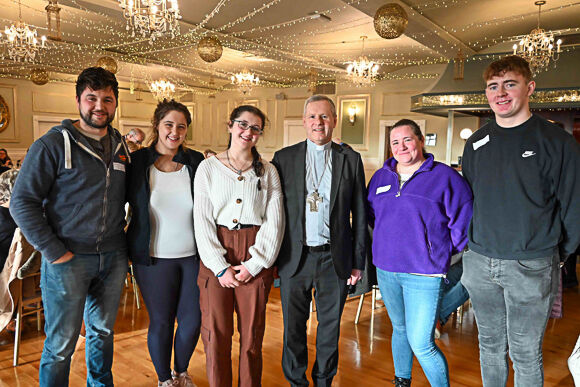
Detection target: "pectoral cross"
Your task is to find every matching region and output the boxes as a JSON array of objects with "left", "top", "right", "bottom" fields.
[{"left": 307, "top": 190, "right": 323, "bottom": 212}]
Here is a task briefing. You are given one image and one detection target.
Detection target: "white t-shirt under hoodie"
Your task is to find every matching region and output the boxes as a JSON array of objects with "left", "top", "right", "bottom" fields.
[{"left": 149, "top": 164, "right": 196, "bottom": 258}]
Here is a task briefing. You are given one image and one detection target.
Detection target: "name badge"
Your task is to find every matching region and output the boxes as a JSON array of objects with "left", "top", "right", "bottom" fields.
[
  {"left": 376, "top": 185, "right": 391, "bottom": 194},
  {"left": 473, "top": 135, "right": 490, "bottom": 151},
  {"left": 113, "top": 162, "right": 125, "bottom": 172}
]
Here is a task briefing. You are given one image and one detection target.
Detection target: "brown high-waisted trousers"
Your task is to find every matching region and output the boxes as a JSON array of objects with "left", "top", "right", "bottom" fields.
[{"left": 198, "top": 225, "right": 274, "bottom": 387}]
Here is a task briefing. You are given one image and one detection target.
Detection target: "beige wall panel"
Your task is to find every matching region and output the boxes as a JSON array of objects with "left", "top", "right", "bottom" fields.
[
  {"left": 32, "top": 92, "right": 77, "bottom": 115},
  {"left": 285, "top": 98, "right": 305, "bottom": 118},
  {"left": 199, "top": 103, "right": 212, "bottom": 147},
  {"left": 215, "top": 101, "right": 230, "bottom": 148},
  {"left": 262, "top": 99, "right": 278, "bottom": 150},
  {"left": 119, "top": 101, "right": 156, "bottom": 120},
  {"left": 381, "top": 92, "right": 413, "bottom": 116}
]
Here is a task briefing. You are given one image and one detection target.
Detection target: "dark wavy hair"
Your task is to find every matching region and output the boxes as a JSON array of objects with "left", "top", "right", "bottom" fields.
[
  {"left": 75, "top": 67, "right": 119, "bottom": 103},
  {"left": 227, "top": 105, "right": 266, "bottom": 177},
  {"left": 149, "top": 99, "right": 192, "bottom": 147}
]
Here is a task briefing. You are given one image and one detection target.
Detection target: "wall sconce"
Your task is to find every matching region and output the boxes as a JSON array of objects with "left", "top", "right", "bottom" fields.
[{"left": 347, "top": 104, "right": 359, "bottom": 125}]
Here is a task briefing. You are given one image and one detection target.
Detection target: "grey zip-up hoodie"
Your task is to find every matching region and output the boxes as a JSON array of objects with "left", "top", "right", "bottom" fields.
[{"left": 10, "top": 119, "right": 130, "bottom": 262}]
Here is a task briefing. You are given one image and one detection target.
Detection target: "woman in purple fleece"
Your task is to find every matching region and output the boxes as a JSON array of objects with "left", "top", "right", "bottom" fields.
[{"left": 367, "top": 119, "right": 473, "bottom": 387}]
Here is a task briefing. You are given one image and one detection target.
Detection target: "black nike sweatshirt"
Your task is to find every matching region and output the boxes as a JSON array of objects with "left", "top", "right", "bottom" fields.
[{"left": 462, "top": 114, "right": 580, "bottom": 260}]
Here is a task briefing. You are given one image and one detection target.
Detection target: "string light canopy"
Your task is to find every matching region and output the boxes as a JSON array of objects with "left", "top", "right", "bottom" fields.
[
  {"left": 0, "top": 0, "right": 47, "bottom": 62},
  {"left": 346, "top": 36, "right": 379, "bottom": 87},
  {"left": 118, "top": 0, "right": 182, "bottom": 41},
  {"left": 231, "top": 69, "right": 260, "bottom": 95},
  {"left": 149, "top": 79, "right": 175, "bottom": 101},
  {"left": 513, "top": 1, "right": 562, "bottom": 75}
]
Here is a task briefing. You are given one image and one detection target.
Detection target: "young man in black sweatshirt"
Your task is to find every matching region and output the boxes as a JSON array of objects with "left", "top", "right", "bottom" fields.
[{"left": 461, "top": 55, "right": 580, "bottom": 387}]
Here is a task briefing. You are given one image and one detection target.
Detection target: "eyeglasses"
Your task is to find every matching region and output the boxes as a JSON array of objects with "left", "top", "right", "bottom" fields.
[{"left": 233, "top": 120, "right": 263, "bottom": 135}]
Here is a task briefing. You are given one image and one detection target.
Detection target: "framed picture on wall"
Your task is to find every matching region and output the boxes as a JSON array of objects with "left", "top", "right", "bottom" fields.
[{"left": 337, "top": 94, "right": 370, "bottom": 150}]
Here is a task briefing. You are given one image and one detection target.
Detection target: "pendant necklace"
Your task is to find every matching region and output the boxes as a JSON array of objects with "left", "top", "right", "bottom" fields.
[
  {"left": 306, "top": 148, "right": 329, "bottom": 213},
  {"left": 227, "top": 149, "right": 250, "bottom": 176}
]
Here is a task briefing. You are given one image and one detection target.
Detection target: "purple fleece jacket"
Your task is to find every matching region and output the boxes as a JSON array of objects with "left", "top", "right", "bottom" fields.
[{"left": 367, "top": 154, "right": 473, "bottom": 274}]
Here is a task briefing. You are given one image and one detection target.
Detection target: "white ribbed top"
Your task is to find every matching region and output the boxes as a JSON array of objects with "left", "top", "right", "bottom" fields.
[
  {"left": 193, "top": 156, "right": 285, "bottom": 277},
  {"left": 149, "top": 165, "right": 196, "bottom": 258}
]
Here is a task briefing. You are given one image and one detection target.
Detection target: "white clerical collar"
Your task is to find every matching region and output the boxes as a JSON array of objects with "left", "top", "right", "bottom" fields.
[{"left": 307, "top": 139, "right": 332, "bottom": 151}]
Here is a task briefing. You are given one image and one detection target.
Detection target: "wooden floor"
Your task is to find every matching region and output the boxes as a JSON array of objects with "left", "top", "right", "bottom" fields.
[{"left": 0, "top": 266, "right": 578, "bottom": 387}]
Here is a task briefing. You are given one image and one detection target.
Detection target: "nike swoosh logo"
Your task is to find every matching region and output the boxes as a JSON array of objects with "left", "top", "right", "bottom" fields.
[{"left": 522, "top": 151, "right": 536, "bottom": 158}]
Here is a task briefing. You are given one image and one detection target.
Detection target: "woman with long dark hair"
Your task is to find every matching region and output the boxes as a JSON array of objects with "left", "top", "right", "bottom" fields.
[
  {"left": 127, "top": 99, "right": 204, "bottom": 387},
  {"left": 194, "top": 105, "right": 284, "bottom": 387}
]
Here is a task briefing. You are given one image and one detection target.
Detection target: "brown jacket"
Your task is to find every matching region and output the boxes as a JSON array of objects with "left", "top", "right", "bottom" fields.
[{"left": 0, "top": 228, "right": 39, "bottom": 331}]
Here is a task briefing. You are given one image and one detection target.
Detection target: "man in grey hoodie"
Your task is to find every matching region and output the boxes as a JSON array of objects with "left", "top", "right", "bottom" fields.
[{"left": 10, "top": 67, "right": 130, "bottom": 387}]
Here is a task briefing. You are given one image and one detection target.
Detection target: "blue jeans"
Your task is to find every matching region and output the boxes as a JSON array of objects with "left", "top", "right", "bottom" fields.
[
  {"left": 461, "top": 249, "right": 559, "bottom": 387},
  {"left": 439, "top": 261, "right": 470, "bottom": 325},
  {"left": 376, "top": 268, "right": 449, "bottom": 386},
  {"left": 39, "top": 250, "right": 128, "bottom": 387}
]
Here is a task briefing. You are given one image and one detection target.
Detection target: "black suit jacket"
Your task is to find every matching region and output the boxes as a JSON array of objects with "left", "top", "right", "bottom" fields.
[{"left": 272, "top": 141, "right": 368, "bottom": 279}]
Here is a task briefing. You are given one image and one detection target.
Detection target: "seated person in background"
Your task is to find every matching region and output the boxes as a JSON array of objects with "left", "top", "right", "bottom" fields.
[
  {"left": 0, "top": 149, "right": 13, "bottom": 168},
  {"left": 123, "top": 128, "right": 146, "bottom": 152},
  {"left": 0, "top": 169, "right": 18, "bottom": 271}
]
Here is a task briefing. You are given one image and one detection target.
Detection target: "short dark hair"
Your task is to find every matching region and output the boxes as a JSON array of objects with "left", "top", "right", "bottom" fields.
[
  {"left": 149, "top": 99, "right": 192, "bottom": 147},
  {"left": 483, "top": 55, "right": 533, "bottom": 84},
  {"left": 389, "top": 119, "right": 426, "bottom": 155},
  {"left": 76, "top": 67, "right": 119, "bottom": 102}
]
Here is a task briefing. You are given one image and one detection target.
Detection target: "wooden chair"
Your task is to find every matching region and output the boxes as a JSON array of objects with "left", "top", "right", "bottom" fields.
[{"left": 13, "top": 270, "right": 43, "bottom": 366}]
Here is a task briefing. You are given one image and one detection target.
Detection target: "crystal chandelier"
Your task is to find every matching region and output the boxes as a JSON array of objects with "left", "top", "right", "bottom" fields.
[
  {"left": 118, "top": 0, "right": 181, "bottom": 41},
  {"left": 231, "top": 69, "right": 260, "bottom": 95},
  {"left": 149, "top": 79, "right": 175, "bottom": 101},
  {"left": 512, "top": 0, "right": 562, "bottom": 75},
  {"left": 0, "top": 0, "right": 46, "bottom": 62},
  {"left": 347, "top": 36, "right": 379, "bottom": 87}
]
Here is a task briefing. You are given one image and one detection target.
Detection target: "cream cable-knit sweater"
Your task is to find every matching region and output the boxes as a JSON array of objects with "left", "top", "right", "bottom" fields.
[{"left": 194, "top": 156, "right": 285, "bottom": 277}]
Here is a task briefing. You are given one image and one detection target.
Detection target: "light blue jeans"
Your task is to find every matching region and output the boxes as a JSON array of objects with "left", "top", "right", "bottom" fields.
[
  {"left": 39, "top": 250, "right": 128, "bottom": 387},
  {"left": 377, "top": 268, "right": 449, "bottom": 386},
  {"left": 461, "top": 249, "right": 559, "bottom": 387}
]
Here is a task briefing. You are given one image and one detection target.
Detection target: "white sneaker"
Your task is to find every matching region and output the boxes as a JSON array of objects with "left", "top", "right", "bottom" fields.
[
  {"left": 172, "top": 370, "right": 197, "bottom": 387},
  {"left": 569, "top": 335, "right": 580, "bottom": 386},
  {"left": 158, "top": 379, "right": 179, "bottom": 387}
]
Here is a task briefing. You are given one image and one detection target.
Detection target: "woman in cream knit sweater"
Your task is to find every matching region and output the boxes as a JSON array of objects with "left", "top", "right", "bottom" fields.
[{"left": 194, "top": 105, "right": 284, "bottom": 387}]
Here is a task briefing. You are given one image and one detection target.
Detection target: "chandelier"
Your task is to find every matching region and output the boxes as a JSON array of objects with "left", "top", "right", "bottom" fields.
[
  {"left": 0, "top": 0, "right": 46, "bottom": 62},
  {"left": 149, "top": 79, "right": 175, "bottom": 101},
  {"left": 118, "top": 0, "right": 181, "bottom": 41},
  {"left": 512, "top": 0, "right": 561, "bottom": 75},
  {"left": 347, "top": 36, "right": 379, "bottom": 87},
  {"left": 231, "top": 69, "right": 260, "bottom": 95}
]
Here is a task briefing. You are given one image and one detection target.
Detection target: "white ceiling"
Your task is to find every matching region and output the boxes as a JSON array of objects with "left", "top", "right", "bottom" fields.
[{"left": 1, "top": 0, "right": 579, "bottom": 94}]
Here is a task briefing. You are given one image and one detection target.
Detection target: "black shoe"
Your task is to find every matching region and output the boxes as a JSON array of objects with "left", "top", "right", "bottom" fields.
[{"left": 392, "top": 376, "right": 411, "bottom": 387}]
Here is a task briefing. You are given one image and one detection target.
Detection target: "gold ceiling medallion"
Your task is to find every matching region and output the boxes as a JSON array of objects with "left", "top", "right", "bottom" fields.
[
  {"left": 231, "top": 69, "right": 259, "bottom": 95},
  {"left": 118, "top": 0, "right": 182, "bottom": 42},
  {"left": 197, "top": 36, "right": 223, "bottom": 63},
  {"left": 373, "top": 3, "right": 408, "bottom": 40},
  {"left": 30, "top": 68, "right": 49, "bottom": 85},
  {"left": 150, "top": 79, "right": 176, "bottom": 101},
  {"left": 96, "top": 56, "right": 119, "bottom": 74},
  {"left": 0, "top": 0, "right": 47, "bottom": 62},
  {"left": 513, "top": 0, "right": 562, "bottom": 75},
  {"left": 346, "top": 36, "right": 379, "bottom": 87},
  {"left": 0, "top": 95, "right": 10, "bottom": 133}
]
